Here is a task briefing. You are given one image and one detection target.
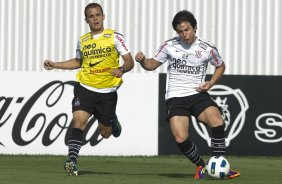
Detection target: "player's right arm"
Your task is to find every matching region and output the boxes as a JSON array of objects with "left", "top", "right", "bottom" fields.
[
  {"left": 43, "top": 58, "right": 82, "bottom": 70},
  {"left": 135, "top": 52, "right": 162, "bottom": 71}
]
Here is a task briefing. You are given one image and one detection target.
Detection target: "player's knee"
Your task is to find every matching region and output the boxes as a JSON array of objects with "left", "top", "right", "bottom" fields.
[
  {"left": 207, "top": 114, "right": 224, "bottom": 127},
  {"left": 100, "top": 128, "right": 111, "bottom": 138},
  {"left": 101, "top": 133, "right": 111, "bottom": 139},
  {"left": 73, "top": 120, "right": 87, "bottom": 129},
  {"left": 212, "top": 118, "right": 224, "bottom": 127},
  {"left": 174, "top": 134, "right": 189, "bottom": 143}
]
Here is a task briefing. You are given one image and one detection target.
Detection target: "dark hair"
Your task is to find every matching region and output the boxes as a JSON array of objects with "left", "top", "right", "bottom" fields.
[
  {"left": 84, "top": 3, "right": 104, "bottom": 18},
  {"left": 172, "top": 10, "right": 197, "bottom": 30}
]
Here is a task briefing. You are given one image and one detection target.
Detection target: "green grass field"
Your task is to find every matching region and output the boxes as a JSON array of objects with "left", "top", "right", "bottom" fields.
[{"left": 0, "top": 155, "right": 281, "bottom": 184}]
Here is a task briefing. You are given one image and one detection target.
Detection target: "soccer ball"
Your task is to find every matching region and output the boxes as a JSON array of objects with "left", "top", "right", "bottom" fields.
[{"left": 206, "top": 156, "right": 230, "bottom": 179}]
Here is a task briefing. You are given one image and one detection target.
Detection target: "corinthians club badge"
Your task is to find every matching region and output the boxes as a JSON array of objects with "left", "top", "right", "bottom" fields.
[{"left": 192, "top": 85, "right": 249, "bottom": 147}]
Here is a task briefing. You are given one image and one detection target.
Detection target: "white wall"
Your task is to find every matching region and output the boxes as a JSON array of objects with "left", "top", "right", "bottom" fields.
[
  {"left": 0, "top": 72, "right": 159, "bottom": 155},
  {"left": 0, "top": 0, "right": 281, "bottom": 75}
]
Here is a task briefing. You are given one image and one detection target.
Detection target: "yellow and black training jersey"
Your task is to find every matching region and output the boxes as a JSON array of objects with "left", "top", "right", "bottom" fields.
[{"left": 76, "top": 29, "right": 125, "bottom": 89}]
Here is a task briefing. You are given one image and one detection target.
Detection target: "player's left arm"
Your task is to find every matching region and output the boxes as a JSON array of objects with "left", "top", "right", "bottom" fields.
[
  {"left": 209, "top": 61, "right": 226, "bottom": 86},
  {"left": 112, "top": 33, "right": 134, "bottom": 78},
  {"left": 121, "top": 53, "right": 134, "bottom": 71},
  {"left": 112, "top": 53, "right": 134, "bottom": 78},
  {"left": 197, "top": 46, "right": 226, "bottom": 92},
  {"left": 197, "top": 62, "right": 225, "bottom": 92}
]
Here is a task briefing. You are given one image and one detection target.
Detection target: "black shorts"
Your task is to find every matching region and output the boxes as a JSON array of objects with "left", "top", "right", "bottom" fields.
[
  {"left": 166, "top": 92, "right": 220, "bottom": 121},
  {"left": 72, "top": 82, "right": 117, "bottom": 126}
]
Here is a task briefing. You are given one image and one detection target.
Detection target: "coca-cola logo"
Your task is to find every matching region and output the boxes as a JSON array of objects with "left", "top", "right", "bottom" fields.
[{"left": 0, "top": 81, "right": 103, "bottom": 147}]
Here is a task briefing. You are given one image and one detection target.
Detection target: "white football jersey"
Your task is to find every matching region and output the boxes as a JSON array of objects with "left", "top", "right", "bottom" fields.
[{"left": 153, "top": 37, "right": 223, "bottom": 100}]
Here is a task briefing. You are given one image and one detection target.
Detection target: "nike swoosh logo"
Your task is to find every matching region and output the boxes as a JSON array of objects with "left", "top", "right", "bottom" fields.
[{"left": 89, "top": 59, "right": 105, "bottom": 67}]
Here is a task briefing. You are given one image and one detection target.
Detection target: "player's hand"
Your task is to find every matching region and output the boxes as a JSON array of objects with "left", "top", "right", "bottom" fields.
[
  {"left": 196, "top": 81, "right": 213, "bottom": 92},
  {"left": 44, "top": 60, "right": 55, "bottom": 70},
  {"left": 111, "top": 68, "right": 123, "bottom": 78},
  {"left": 135, "top": 52, "right": 146, "bottom": 63}
]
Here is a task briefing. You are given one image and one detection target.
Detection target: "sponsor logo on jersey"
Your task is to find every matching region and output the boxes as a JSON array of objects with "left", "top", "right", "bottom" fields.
[
  {"left": 82, "top": 43, "right": 112, "bottom": 58},
  {"left": 171, "top": 58, "right": 205, "bottom": 74},
  {"left": 182, "top": 53, "right": 189, "bottom": 59},
  {"left": 172, "top": 40, "right": 179, "bottom": 45},
  {"left": 195, "top": 50, "right": 202, "bottom": 58},
  {"left": 192, "top": 85, "right": 249, "bottom": 147},
  {"left": 82, "top": 36, "right": 92, "bottom": 42},
  {"left": 211, "top": 49, "right": 220, "bottom": 65},
  {"left": 199, "top": 42, "right": 207, "bottom": 50},
  {"left": 155, "top": 42, "right": 167, "bottom": 57},
  {"left": 104, "top": 34, "right": 112, "bottom": 38},
  {"left": 89, "top": 59, "right": 105, "bottom": 67},
  {"left": 90, "top": 67, "right": 111, "bottom": 74},
  {"left": 115, "top": 34, "right": 128, "bottom": 51},
  {"left": 84, "top": 43, "right": 96, "bottom": 50}
]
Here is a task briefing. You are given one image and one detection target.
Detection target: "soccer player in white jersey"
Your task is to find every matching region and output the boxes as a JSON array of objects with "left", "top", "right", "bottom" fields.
[
  {"left": 44, "top": 3, "right": 134, "bottom": 176},
  {"left": 135, "top": 10, "right": 240, "bottom": 179}
]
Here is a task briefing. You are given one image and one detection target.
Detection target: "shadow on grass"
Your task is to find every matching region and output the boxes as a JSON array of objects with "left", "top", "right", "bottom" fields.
[
  {"left": 159, "top": 173, "right": 194, "bottom": 178},
  {"left": 160, "top": 173, "right": 229, "bottom": 180},
  {"left": 79, "top": 170, "right": 113, "bottom": 175},
  {"left": 77, "top": 171, "right": 220, "bottom": 180},
  {"left": 127, "top": 173, "right": 194, "bottom": 178}
]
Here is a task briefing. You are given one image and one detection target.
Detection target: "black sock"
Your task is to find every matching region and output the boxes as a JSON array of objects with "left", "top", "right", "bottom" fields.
[
  {"left": 68, "top": 128, "right": 83, "bottom": 163},
  {"left": 177, "top": 139, "right": 205, "bottom": 167},
  {"left": 211, "top": 125, "right": 226, "bottom": 156}
]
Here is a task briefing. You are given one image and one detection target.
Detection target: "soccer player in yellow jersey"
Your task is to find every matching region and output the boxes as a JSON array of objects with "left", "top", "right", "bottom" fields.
[{"left": 44, "top": 3, "right": 134, "bottom": 176}]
